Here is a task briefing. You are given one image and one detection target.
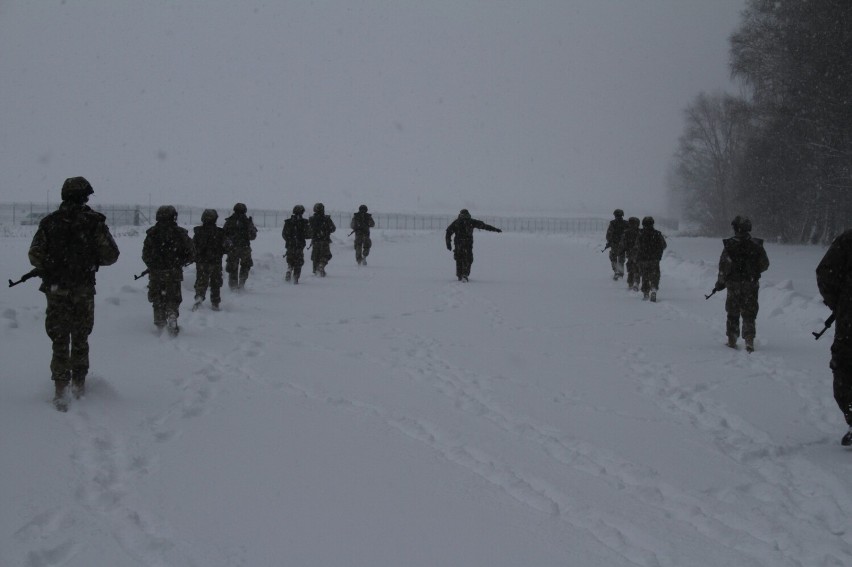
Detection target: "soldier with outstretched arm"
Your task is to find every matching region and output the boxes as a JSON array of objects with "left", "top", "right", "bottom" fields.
[{"left": 445, "top": 209, "right": 501, "bottom": 282}]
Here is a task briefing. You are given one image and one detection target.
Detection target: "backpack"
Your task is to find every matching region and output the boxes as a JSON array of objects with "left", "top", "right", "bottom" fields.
[{"left": 40, "top": 208, "right": 103, "bottom": 286}]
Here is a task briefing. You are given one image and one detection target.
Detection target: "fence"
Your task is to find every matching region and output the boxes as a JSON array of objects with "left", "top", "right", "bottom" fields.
[{"left": 0, "top": 203, "right": 678, "bottom": 235}]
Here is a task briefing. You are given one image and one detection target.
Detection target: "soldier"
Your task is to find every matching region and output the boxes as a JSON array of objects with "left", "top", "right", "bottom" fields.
[
  {"left": 619, "top": 216, "right": 642, "bottom": 291},
  {"left": 192, "top": 209, "right": 225, "bottom": 311},
  {"left": 605, "top": 209, "right": 628, "bottom": 280},
  {"left": 350, "top": 204, "right": 375, "bottom": 265},
  {"left": 308, "top": 202, "right": 336, "bottom": 277},
  {"left": 634, "top": 216, "right": 667, "bottom": 302},
  {"left": 142, "top": 206, "right": 195, "bottom": 336},
  {"left": 282, "top": 204, "right": 310, "bottom": 284},
  {"left": 712, "top": 216, "right": 769, "bottom": 352},
  {"left": 816, "top": 228, "right": 852, "bottom": 444},
  {"left": 222, "top": 202, "right": 258, "bottom": 291},
  {"left": 445, "top": 209, "right": 502, "bottom": 282},
  {"left": 28, "top": 177, "right": 120, "bottom": 410}
]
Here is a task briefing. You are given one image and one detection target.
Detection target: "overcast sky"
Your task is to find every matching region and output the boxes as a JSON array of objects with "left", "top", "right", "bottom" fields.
[{"left": 0, "top": 1, "right": 744, "bottom": 217}]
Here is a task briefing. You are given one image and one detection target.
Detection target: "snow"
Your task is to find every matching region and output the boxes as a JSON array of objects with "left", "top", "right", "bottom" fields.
[{"left": 1, "top": 226, "right": 850, "bottom": 566}]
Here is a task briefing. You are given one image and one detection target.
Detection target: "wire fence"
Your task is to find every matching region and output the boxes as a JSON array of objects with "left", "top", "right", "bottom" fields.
[{"left": 0, "top": 203, "right": 678, "bottom": 235}]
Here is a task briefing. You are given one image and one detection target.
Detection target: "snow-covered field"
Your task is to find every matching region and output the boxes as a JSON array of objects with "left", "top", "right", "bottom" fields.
[{"left": 1, "top": 226, "right": 849, "bottom": 566}]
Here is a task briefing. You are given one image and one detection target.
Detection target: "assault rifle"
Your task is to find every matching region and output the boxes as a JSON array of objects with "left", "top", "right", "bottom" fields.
[
  {"left": 8, "top": 268, "right": 41, "bottom": 288},
  {"left": 813, "top": 313, "right": 836, "bottom": 340},
  {"left": 134, "top": 260, "right": 195, "bottom": 281},
  {"left": 601, "top": 243, "right": 611, "bottom": 253}
]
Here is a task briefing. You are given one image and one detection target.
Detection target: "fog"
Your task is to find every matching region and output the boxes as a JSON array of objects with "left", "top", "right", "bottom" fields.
[{"left": 0, "top": 1, "right": 743, "bottom": 217}]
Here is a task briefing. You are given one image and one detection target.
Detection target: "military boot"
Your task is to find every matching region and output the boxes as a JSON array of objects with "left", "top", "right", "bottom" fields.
[
  {"left": 841, "top": 426, "right": 852, "bottom": 446},
  {"left": 726, "top": 335, "right": 738, "bottom": 349},
  {"left": 53, "top": 374, "right": 70, "bottom": 412},
  {"left": 745, "top": 337, "right": 755, "bottom": 353},
  {"left": 166, "top": 313, "right": 180, "bottom": 337},
  {"left": 71, "top": 370, "right": 86, "bottom": 399}
]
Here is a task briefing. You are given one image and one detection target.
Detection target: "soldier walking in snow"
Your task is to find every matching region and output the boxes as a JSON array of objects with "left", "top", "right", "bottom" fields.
[
  {"left": 816, "top": 228, "right": 852, "bottom": 445},
  {"left": 282, "top": 204, "right": 310, "bottom": 284},
  {"left": 634, "top": 216, "right": 666, "bottom": 302},
  {"left": 143, "top": 205, "right": 195, "bottom": 336},
  {"left": 605, "top": 209, "right": 628, "bottom": 280},
  {"left": 223, "top": 203, "right": 257, "bottom": 291},
  {"left": 619, "top": 216, "right": 642, "bottom": 291},
  {"left": 350, "top": 204, "right": 375, "bottom": 265},
  {"left": 28, "top": 177, "right": 120, "bottom": 410},
  {"left": 445, "top": 209, "right": 502, "bottom": 282},
  {"left": 712, "top": 216, "right": 769, "bottom": 352},
  {"left": 192, "top": 209, "right": 225, "bottom": 311},
  {"left": 308, "top": 202, "right": 336, "bottom": 277}
]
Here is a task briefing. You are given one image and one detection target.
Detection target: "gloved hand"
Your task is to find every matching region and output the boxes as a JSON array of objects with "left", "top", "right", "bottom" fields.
[
  {"left": 495, "top": 228, "right": 502, "bottom": 233},
  {"left": 713, "top": 282, "right": 726, "bottom": 292}
]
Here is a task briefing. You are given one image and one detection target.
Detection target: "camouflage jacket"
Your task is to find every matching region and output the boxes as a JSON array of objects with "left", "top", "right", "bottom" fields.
[
  {"left": 350, "top": 211, "right": 375, "bottom": 236},
  {"left": 308, "top": 214, "right": 336, "bottom": 243},
  {"left": 716, "top": 235, "right": 769, "bottom": 287},
  {"left": 143, "top": 221, "right": 195, "bottom": 272},
  {"left": 634, "top": 228, "right": 667, "bottom": 262},
  {"left": 223, "top": 213, "right": 257, "bottom": 250},
  {"left": 282, "top": 215, "right": 310, "bottom": 249},
  {"left": 192, "top": 223, "right": 225, "bottom": 265},
  {"left": 445, "top": 217, "right": 499, "bottom": 249},
  {"left": 28, "top": 202, "right": 120, "bottom": 293},
  {"left": 606, "top": 218, "right": 628, "bottom": 247}
]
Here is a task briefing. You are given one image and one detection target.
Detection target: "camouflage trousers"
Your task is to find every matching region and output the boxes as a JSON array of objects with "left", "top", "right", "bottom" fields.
[
  {"left": 609, "top": 249, "right": 625, "bottom": 277},
  {"left": 724, "top": 280, "right": 759, "bottom": 339},
  {"left": 285, "top": 245, "right": 305, "bottom": 280},
  {"left": 44, "top": 289, "right": 95, "bottom": 379},
  {"left": 831, "top": 353, "right": 852, "bottom": 426},
  {"left": 194, "top": 262, "right": 223, "bottom": 305},
  {"left": 354, "top": 234, "right": 372, "bottom": 263},
  {"left": 625, "top": 257, "right": 641, "bottom": 288},
  {"left": 454, "top": 245, "right": 474, "bottom": 279},
  {"left": 311, "top": 242, "right": 332, "bottom": 273},
  {"left": 225, "top": 247, "right": 253, "bottom": 289},
  {"left": 638, "top": 260, "right": 661, "bottom": 293},
  {"left": 148, "top": 270, "right": 184, "bottom": 327}
]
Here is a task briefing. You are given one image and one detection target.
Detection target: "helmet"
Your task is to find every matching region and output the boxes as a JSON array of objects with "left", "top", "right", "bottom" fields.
[
  {"left": 292, "top": 204, "right": 305, "bottom": 215},
  {"left": 731, "top": 215, "right": 752, "bottom": 234},
  {"left": 313, "top": 202, "right": 325, "bottom": 214},
  {"left": 628, "top": 216, "right": 640, "bottom": 226},
  {"left": 613, "top": 209, "right": 624, "bottom": 218},
  {"left": 459, "top": 209, "right": 471, "bottom": 219},
  {"left": 359, "top": 204, "right": 368, "bottom": 213},
  {"left": 641, "top": 216, "right": 655, "bottom": 227},
  {"left": 201, "top": 209, "right": 218, "bottom": 224},
  {"left": 233, "top": 203, "right": 247, "bottom": 214},
  {"left": 61, "top": 176, "right": 94, "bottom": 203},
  {"left": 156, "top": 205, "right": 178, "bottom": 222}
]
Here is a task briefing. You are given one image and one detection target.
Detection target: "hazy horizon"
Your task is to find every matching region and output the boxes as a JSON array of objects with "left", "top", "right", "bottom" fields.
[{"left": 0, "top": 1, "right": 744, "bottom": 217}]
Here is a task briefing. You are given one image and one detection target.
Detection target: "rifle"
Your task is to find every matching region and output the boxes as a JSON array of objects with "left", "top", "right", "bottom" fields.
[
  {"left": 348, "top": 230, "right": 355, "bottom": 237},
  {"left": 8, "top": 268, "right": 41, "bottom": 288},
  {"left": 704, "top": 289, "right": 718, "bottom": 300},
  {"left": 601, "top": 243, "right": 611, "bottom": 253},
  {"left": 813, "top": 313, "right": 836, "bottom": 340},
  {"left": 134, "top": 260, "right": 194, "bottom": 281}
]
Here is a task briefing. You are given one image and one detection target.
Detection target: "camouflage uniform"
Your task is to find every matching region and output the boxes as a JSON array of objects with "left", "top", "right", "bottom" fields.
[
  {"left": 192, "top": 210, "right": 225, "bottom": 309},
  {"left": 445, "top": 209, "right": 501, "bottom": 281},
  {"left": 222, "top": 203, "right": 257, "bottom": 290},
  {"left": 350, "top": 206, "right": 375, "bottom": 265},
  {"left": 28, "top": 177, "right": 120, "bottom": 406},
  {"left": 634, "top": 217, "right": 666, "bottom": 301},
  {"left": 143, "top": 207, "right": 195, "bottom": 334},
  {"left": 618, "top": 217, "right": 642, "bottom": 290},
  {"left": 606, "top": 210, "right": 628, "bottom": 279},
  {"left": 308, "top": 203, "right": 336, "bottom": 276},
  {"left": 714, "top": 220, "right": 769, "bottom": 351},
  {"left": 282, "top": 205, "right": 310, "bottom": 283},
  {"left": 816, "top": 229, "right": 852, "bottom": 437}
]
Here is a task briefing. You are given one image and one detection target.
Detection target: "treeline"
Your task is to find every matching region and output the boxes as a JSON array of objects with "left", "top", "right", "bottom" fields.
[{"left": 669, "top": 0, "right": 852, "bottom": 243}]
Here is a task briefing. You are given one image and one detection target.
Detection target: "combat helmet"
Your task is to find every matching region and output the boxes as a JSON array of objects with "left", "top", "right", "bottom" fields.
[
  {"left": 731, "top": 215, "right": 752, "bottom": 234},
  {"left": 293, "top": 204, "right": 305, "bottom": 216},
  {"left": 459, "top": 208, "right": 471, "bottom": 219},
  {"left": 359, "top": 204, "right": 368, "bottom": 213},
  {"left": 628, "top": 216, "right": 640, "bottom": 226},
  {"left": 613, "top": 209, "right": 624, "bottom": 218},
  {"left": 313, "top": 202, "right": 325, "bottom": 214},
  {"left": 156, "top": 205, "right": 178, "bottom": 223},
  {"left": 61, "top": 176, "right": 94, "bottom": 203},
  {"left": 641, "top": 216, "right": 655, "bottom": 227},
  {"left": 201, "top": 209, "right": 218, "bottom": 224},
  {"left": 233, "top": 203, "right": 248, "bottom": 214}
]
